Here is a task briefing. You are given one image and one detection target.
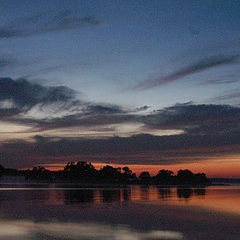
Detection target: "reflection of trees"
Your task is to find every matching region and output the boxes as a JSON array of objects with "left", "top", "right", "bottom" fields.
[
  {"left": 177, "top": 188, "right": 194, "bottom": 199},
  {"left": 157, "top": 188, "right": 172, "bottom": 200},
  {"left": 194, "top": 188, "right": 206, "bottom": 196},
  {"left": 177, "top": 188, "right": 206, "bottom": 199},
  {"left": 0, "top": 191, "right": 16, "bottom": 203},
  {"left": 100, "top": 189, "right": 121, "bottom": 202},
  {"left": 64, "top": 190, "right": 95, "bottom": 204},
  {"left": 140, "top": 186, "right": 149, "bottom": 200},
  {"left": 23, "top": 190, "right": 50, "bottom": 202},
  {"left": 122, "top": 189, "right": 131, "bottom": 201}
]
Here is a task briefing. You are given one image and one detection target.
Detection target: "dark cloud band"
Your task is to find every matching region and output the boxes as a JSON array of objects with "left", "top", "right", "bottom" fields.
[
  {"left": 0, "top": 11, "right": 100, "bottom": 39},
  {"left": 133, "top": 55, "right": 239, "bottom": 90},
  {"left": 1, "top": 78, "right": 240, "bottom": 168}
]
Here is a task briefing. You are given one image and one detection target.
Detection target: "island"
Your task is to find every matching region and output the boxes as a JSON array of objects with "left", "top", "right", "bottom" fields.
[{"left": 0, "top": 161, "right": 210, "bottom": 186}]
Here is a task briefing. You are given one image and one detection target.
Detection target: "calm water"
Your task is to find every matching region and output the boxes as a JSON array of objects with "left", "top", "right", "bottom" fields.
[{"left": 0, "top": 184, "right": 239, "bottom": 240}]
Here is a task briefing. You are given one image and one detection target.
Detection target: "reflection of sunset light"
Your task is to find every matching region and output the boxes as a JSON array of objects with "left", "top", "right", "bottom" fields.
[
  {"left": 124, "top": 186, "right": 240, "bottom": 216},
  {"left": 0, "top": 220, "right": 184, "bottom": 239},
  {"left": 155, "top": 186, "right": 240, "bottom": 216},
  {"left": 2, "top": 185, "right": 239, "bottom": 217}
]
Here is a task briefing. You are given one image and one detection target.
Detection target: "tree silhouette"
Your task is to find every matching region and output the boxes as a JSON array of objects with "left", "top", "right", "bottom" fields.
[
  {"left": 0, "top": 162, "right": 210, "bottom": 185},
  {"left": 121, "top": 166, "right": 137, "bottom": 183},
  {"left": 154, "top": 169, "right": 174, "bottom": 184},
  {"left": 139, "top": 171, "right": 151, "bottom": 184},
  {"left": 0, "top": 165, "right": 5, "bottom": 178},
  {"left": 177, "top": 169, "right": 195, "bottom": 184},
  {"left": 63, "top": 161, "right": 97, "bottom": 181},
  {"left": 25, "top": 166, "right": 51, "bottom": 181},
  {"left": 122, "top": 167, "right": 132, "bottom": 176},
  {"left": 98, "top": 165, "right": 122, "bottom": 182},
  {"left": 194, "top": 173, "right": 209, "bottom": 184}
]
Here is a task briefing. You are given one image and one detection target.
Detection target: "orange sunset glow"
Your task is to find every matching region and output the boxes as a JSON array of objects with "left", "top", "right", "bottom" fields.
[{"left": 39, "top": 153, "right": 240, "bottom": 178}]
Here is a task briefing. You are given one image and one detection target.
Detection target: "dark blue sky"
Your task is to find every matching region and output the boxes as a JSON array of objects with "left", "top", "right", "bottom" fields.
[
  {"left": 1, "top": 0, "right": 240, "bottom": 107},
  {"left": 0, "top": 0, "right": 240, "bottom": 176}
]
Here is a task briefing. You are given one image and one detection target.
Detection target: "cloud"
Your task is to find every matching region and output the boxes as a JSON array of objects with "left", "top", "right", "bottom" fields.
[
  {"left": 0, "top": 108, "right": 20, "bottom": 118},
  {"left": 2, "top": 130, "right": 240, "bottom": 168},
  {"left": 1, "top": 78, "right": 240, "bottom": 168},
  {"left": 1, "top": 78, "right": 240, "bottom": 137},
  {"left": 133, "top": 55, "right": 239, "bottom": 90},
  {"left": 195, "top": 71, "right": 240, "bottom": 86},
  {"left": 21, "top": 65, "right": 64, "bottom": 79},
  {"left": 85, "top": 104, "right": 124, "bottom": 114},
  {"left": 208, "top": 89, "right": 240, "bottom": 103},
  {"left": 0, "top": 78, "right": 133, "bottom": 132},
  {"left": 3, "top": 101, "right": 240, "bottom": 167},
  {"left": 28, "top": 112, "right": 133, "bottom": 132},
  {"left": 0, "top": 77, "right": 77, "bottom": 111},
  {"left": 139, "top": 103, "right": 240, "bottom": 135},
  {"left": 1, "top": 79, "right": 240, "bottom": 136},
  {"left": 0, "top": 10, "right": 100, "bottom": 38},
  {"left": 135, "top": 105, "right": 151, "bottom": 112},
  {"left": 202, "top": 72, "right": 240, "bottom": 85}
]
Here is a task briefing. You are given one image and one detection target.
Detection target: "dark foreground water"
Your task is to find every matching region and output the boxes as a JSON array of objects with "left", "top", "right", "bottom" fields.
[{"left": 0, "top": 184, "right": 239, "bottom": 240}]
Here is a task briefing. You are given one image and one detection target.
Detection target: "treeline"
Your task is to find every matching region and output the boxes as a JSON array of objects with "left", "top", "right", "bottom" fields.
[
  {"left": 0, "top": 162, "right": 210, "bottom": 185},
  {"left": 0, "top": 165, "right": 19, "bottom": 177},
  {"left": 22, "top": 161, "right": 210, "bottom": 185}
]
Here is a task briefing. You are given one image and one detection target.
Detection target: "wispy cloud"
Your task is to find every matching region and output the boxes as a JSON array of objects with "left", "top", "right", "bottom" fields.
[
  {"left": 208, "top": 89, "right": 240, "bottom": 103},
  {"left": 0, "top": 10, "right": 100, "bottom": 38},
  {"left": 133, "top": 55, "right": 239, "bottom": 90},
  {"left": 199, "top": 72, "right": 240, "bottom": 85}
]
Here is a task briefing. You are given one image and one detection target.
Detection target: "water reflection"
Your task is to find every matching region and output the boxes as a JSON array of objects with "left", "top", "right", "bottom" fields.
[
  {"left": 0, "top": 186, "right": 207, "bottom": 204},
  {"left": 23, "top": 190, "right": 50, "bottom": 202},
  {"left": 64, "top": 190, "right": 95, "bottom": 204},
  {"left": 194, "top": 188, "right": 206, "bottom": 196},
  {"left": 140, "top": 186, "right": 150, "bottom": 200},
  {"left": 0, "top": 185, "right": 240, "bottom": 216},
  {"left": 177, "top": 188, "right": 194, "bottom": 199},
  {"left": 157, "top": 188, "right": 172, "bottom": 200},
  {"left": 123, "top": 189, "right": 131, "bottom": 201},
  {"left": 100, "top": 189, "right": 121, "bottom": 202},
  {"left": 0, "top": 186, "right": 239, "bottom": 239},
  {"left": 61, "top": 187, "right": 206, "bottom": 203}
]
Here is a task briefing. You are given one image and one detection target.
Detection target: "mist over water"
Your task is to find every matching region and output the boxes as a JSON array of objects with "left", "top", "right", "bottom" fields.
[{"left": 0, "top": 185, "right": 239, "bottom": 239}]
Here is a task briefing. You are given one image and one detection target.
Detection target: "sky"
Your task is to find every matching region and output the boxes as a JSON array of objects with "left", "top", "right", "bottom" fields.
[{"left": 0, "top": 0, "right": 240, "bottom": 177}]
